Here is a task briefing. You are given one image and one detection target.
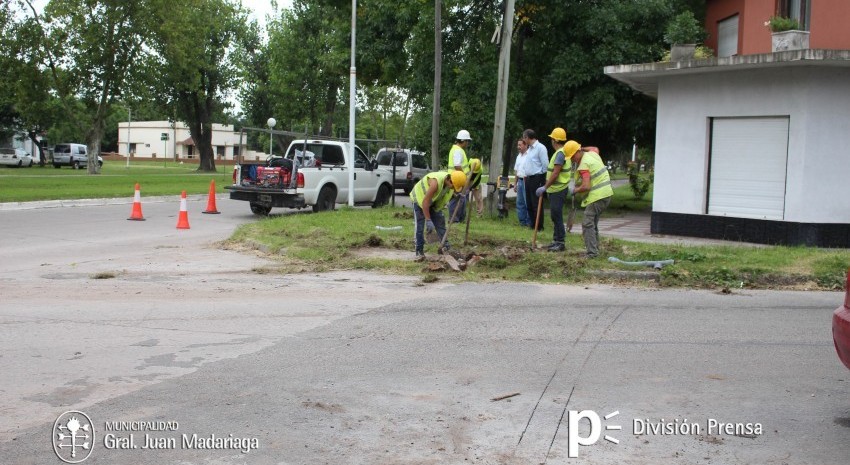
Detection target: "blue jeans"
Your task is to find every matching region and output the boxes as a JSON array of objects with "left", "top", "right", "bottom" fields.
[
  {"left": 413, "top": 204, "right": 448, "bottom": 254},
  {"left": 447, "top": 194, "right": 466, "bottom": 223},
  {"left": 515, "top": 178, "right": 530, "bottom": 226}
]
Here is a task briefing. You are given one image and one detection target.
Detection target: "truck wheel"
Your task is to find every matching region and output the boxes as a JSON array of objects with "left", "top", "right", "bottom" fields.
[
  {"left": 250, "top": 203, "right": 272, "bottom": 216},
  {"left": 313, "top": 186, "right": 336, "bottom": 212},
  {"left": 72, "top": 160, "right": 80, "bottom": 169},
  {"left": 372, "top": 184, "right": 391, "bottom": 208}
]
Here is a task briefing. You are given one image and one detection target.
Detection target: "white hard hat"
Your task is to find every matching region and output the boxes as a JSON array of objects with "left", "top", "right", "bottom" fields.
[{"left": 456, "top": 129, "right": 471, "bottom": 141}]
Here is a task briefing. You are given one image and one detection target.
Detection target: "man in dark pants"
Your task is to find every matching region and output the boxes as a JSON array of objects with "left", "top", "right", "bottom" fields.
[
  {"left": 522, "top": 129, "right": 550, "bottom": 231},
  {"left": 535, "top": 130, "right": 574, "bottom": 252}
]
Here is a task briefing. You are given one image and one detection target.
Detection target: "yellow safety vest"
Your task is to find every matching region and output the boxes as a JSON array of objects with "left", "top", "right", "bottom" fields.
[
  {"left": 578, "top": 151, "right": 613, "bottom": 207},
  {"left": 410, "top": 171, "right": 453, "bottom": 211},
  {"left": 546, "top": 148, "right": 572, "bottom": 193},
  {"left": 447, "top": 144, "right": 469, "bottom": 175}
]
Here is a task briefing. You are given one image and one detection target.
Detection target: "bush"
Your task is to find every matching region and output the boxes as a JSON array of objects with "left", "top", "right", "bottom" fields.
[
  {"left": 664, "top": 11, "right": 705, "bottom": 45},
  {"left": 767, "top": 16, "right": 800, "bottom": 32},
  {"left": 627, "top": 162, "right": 653, "bottom": 200}
]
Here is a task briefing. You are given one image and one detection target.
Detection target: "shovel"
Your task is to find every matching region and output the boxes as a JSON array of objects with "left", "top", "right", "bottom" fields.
[
  {"left": 531, "top": 194, "right": 544, "bottom": 249},
  {"left": 566, "top": 194, "right": 576, "bottom": 232}
]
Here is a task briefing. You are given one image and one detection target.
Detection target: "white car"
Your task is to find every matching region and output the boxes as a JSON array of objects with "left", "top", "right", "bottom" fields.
[{"left": 0, "top": 148, "right": 34, "bottom": 167}]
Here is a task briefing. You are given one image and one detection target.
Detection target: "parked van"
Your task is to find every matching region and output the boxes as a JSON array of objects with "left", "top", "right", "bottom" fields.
[
  {"left": 375, "top": 148, "right": 430, "bottom": 194},
  {"left": 53, "top": 143, "right": 101, "bottom": 169}
]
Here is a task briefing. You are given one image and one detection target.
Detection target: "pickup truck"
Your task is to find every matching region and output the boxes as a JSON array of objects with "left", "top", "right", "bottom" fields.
[{"left": 226, "top": 139, "right": 395, "bottom": 215}]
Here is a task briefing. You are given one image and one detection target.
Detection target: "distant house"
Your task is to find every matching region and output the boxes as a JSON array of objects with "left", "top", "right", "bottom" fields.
[
  {"left": 116, "top": 121, "right": 263, "bottom": 162},
  {"left": 605, "top": 0, "right": 850, "bottom": 247}
]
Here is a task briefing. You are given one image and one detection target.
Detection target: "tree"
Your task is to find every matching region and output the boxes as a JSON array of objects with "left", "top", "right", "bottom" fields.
[
  {"left": 29, "top": 0, "right": 154, "bottom": 173},
  {"left": 149, "top": 0, "right": 250, "bottom": 172}
]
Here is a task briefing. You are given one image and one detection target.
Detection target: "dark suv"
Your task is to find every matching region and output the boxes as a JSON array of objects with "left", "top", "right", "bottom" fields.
[{"left": 375, "top": 148, "right": 430, "bottom": 194}]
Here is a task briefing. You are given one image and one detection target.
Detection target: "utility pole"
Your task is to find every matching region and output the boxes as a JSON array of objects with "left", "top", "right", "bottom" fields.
[
  {"left": 431, "top": 0, "right": 442, "bottom": 170},
  {"left": 348, "top": 0, "right": 357, "bottom": 207},
  {"left": 487, "top": 0, "right": 515, "bottom": 209}
]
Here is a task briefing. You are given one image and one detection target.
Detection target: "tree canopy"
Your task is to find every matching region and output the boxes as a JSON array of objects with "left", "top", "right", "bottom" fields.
[{"left": 1, "top": 0, "right": 707, "bottom": 173}]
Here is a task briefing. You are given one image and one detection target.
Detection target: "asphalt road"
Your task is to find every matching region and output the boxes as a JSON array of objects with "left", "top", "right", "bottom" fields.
[{"left": 1, "top": 198, "right": 848, "bottom": 464}]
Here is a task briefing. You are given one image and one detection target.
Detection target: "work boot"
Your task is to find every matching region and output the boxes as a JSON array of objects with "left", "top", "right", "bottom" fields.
[
  {"left": 414, "top": 251, "right": 425, "bottom": 262},
  {"left": 547, "top": 242, "right": 565, "bottom": 252}
]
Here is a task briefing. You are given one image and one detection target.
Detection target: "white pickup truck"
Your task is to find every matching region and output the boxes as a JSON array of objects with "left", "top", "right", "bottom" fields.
[{"left": 226, "top": 139, "right": 395, "bottom": 215}]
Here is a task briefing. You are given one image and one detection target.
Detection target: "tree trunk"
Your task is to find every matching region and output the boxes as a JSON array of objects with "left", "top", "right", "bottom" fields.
[
  {"left": 320, "top": 77, "right": 340, "bottom": 137},
  {"left": 86, "top": 120, "right": 104, "bottom": 175},
  {"left": 28, "top": 132, "right": 46, "bottom": 167},
  {"left": 181, "top": 90, "right": 217, "bottom": 172}
]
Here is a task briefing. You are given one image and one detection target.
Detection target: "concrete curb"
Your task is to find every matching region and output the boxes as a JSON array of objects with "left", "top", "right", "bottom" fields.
[{"left": 0, "top": 194, "right": 223, "bottom": 211}]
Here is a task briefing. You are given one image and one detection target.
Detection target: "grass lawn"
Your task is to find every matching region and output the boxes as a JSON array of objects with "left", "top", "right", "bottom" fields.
[
  {"left": 227, "top": 205, "right": 849, "bottom": 290},
  {"left": 0, "top": 160, "right": 232, "bottom": 202}
]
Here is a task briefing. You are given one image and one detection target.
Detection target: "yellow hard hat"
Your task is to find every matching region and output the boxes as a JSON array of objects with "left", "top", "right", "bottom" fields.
[
  {"left": 469, "top": 158, "right": 482, "bottom": 173},
  {"left": 564, "top": 140, "right": 581, "bottom": 159},
  {"left": 449, "top": 171, "right": 467, "bottom": 192},
  {"left": 548, "top": 127, "right": 567, "bottom": 142}
]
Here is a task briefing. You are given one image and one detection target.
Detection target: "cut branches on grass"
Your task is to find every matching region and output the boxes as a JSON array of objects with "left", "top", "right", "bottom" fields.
[{"left": 226, "top": 206, "right": 849, "bottom": 291}]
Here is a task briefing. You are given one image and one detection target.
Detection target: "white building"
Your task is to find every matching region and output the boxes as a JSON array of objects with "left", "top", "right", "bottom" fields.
[
  {"left": 116, "top": 121, "right": 264, "bottom": 161},
  {"left": 606, "top": 50, "right": 850, "bottom": 248}
]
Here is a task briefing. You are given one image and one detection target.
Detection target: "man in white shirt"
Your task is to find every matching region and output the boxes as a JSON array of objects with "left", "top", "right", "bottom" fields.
[
  {"left": 522, "top": 129, "right": 550, "bottom": 231},
  {"left": 513, "top": 138, "right": 531, "bottom": 227}
]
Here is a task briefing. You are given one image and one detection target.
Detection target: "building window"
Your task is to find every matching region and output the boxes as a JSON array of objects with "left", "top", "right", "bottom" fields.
[
  {"left": 717, "top": 15, "right": 739, "bottom": 57},
  {"left": 777, "top": 0, "right": 810, "bottom": 30}
]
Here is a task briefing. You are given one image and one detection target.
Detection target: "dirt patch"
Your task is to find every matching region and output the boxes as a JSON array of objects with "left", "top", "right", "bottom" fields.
[{"left": 350, "top": 247, "right": 414, "bottom": 261}]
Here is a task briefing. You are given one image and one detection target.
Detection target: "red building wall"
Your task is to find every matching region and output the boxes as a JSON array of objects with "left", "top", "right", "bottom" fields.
[
  {"left": 809, "top": 1, "right": 850, "bottom": 50},
  {"left": 704, "top": 0, "right": 850, "bottom": 55}
]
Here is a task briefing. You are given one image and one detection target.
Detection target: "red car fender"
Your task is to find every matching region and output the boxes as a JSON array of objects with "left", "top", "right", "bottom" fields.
[{"left": 833, "top": 270, "right": 850, "bottom": 370}]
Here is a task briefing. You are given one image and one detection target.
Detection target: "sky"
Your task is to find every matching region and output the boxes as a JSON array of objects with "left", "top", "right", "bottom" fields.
[
  {"left": 27, "top": 0, "right": 293, "bottom": 30},
  {"left": 243, "top": 0, "right": 293, "bottom": 31}
]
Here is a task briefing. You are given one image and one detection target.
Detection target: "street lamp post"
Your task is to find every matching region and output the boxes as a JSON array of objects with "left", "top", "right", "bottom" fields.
[
  {"left": 267, "top": 117, "right": 277, "bottom": 157},
  {"left": 126, "top": 107, "right": 131, "bottom": 169}
]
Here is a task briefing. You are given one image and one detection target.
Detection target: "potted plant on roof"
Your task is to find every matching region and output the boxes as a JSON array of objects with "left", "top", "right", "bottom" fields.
[
  {"left": 664, "top": 11, "right": 706, "bottom": 61},
  {"left": 767, "top": 16, "right": 809, "bottom": 52}
]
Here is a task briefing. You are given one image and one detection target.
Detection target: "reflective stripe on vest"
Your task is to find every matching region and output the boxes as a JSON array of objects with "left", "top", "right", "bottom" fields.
[
  {"left": 581, "top": 151, "right": 614, "bottom": 207},
  {"left": 448, "top": 145, "right": 469, "bottom": 175},
  {"left": 546, "top": 148, "right": 571, "bottom": 193},
  {"left": 410, "top": 171, "right": 453, "bottom": 211}
]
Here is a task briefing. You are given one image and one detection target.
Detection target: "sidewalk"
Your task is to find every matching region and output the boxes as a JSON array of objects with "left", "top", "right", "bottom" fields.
[{"left": 587, "top": 211, "right": 766, "bottom": 247}]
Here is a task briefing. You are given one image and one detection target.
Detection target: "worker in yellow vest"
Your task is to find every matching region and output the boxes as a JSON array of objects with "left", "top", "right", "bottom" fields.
[
  {"left": 410, "top": 170, "right": 467, "bottom": 259},
  {"left": 571, "top": 142, "right": 614, "bottom": 258},
  {"left": 447, "top": 130, "right": 471, "bottom": 223},
  {"left": 535, "top": 129, "right": 573, "bottom": 252}
]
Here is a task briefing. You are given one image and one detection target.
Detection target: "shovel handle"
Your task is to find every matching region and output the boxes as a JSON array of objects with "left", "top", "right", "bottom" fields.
[{"left": 532, "top": 194, "right": 544, "bottom": 248}]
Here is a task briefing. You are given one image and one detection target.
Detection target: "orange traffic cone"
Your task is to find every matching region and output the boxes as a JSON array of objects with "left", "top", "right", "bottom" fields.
[
  {"left": 127, "top": 183, "right": 145, "bottom": 221},
  {"left": 176, "top": 190, "right": 190, "bottom": 229},
  {"left": 202, "top": 179, "right": 220, "bottom": 214}
]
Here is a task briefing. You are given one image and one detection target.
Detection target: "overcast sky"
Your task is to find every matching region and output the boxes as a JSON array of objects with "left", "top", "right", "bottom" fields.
[
  {"left": 27, "top": 0, "right": 293, "bottom": 30},
  {"left": 244, "top": 0, "right": 293, "bottom": 30}
]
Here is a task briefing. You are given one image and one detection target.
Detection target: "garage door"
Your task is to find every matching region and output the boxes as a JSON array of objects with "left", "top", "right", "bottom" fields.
[{"left": 708, "top": 117, "right": 789, "bottom": 220}]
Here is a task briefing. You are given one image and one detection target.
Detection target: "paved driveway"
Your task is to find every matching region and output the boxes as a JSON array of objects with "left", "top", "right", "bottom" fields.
[{"left": 1, "top": 199, "right": 847, "bottom": 464}]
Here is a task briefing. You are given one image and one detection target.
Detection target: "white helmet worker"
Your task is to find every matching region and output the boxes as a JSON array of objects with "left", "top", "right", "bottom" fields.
[{"left": 456, "top": 129, "right": 472, "bottom": 141}]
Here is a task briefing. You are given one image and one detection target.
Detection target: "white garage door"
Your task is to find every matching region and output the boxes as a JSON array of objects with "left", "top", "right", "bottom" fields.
[{"left": 708, "top": 117, "right": 789, "bottom": 220}]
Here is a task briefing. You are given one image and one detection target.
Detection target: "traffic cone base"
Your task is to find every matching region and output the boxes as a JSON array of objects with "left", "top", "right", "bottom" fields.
[
  {"left": 202, "top": 179, "right": 220, "bottom": 214},
  {"left": 128, "top": 183, "right": 145, "bottom": 221},
  {"left": 176, "top": 190, "right": 190, "bottom": 229}
]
